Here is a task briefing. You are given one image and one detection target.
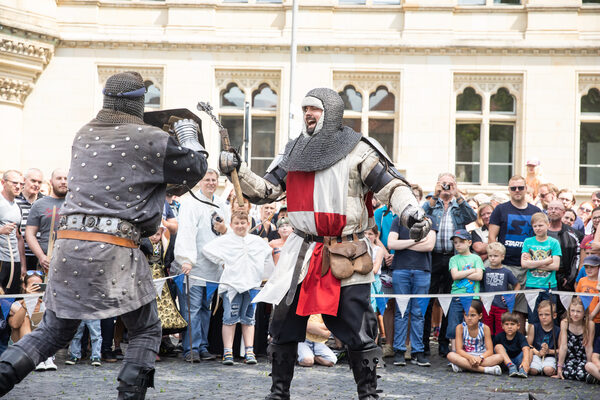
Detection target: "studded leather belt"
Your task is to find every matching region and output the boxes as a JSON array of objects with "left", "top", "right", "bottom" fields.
[
  {"left": 58, "top": 214, "right": 141, "bottom": 244},
  {"left": 56, "top": 230, "right": 138, "bottom": 249}
]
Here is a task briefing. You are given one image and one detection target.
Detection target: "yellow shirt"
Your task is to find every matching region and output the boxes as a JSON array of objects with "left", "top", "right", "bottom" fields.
[{"left": 306, "top": 314, "right": 329, "bottom": 344}]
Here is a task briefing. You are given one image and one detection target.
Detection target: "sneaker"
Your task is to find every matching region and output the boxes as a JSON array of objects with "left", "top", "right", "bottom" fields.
[
  {"left": 183, "top": 351, "right": 200, "bottom": 363},
  {"left": 200, "top": 351, "right": 216, "bottom": 361},
  {"left": 44, "top": 357, "right": 57, "bottom": 371},
  {"left": 411, "top": 352, "right": 431, "bottom": 367},
  {"left": 101, "top": 351, "right": 117, "bottom": 363},
  {"left": 382, "top": 344, "right": 395, "bottom": 358},
  {"left": 35, "top": 362, "right": 46, "bottom": 371},
  {"left": 393, "top": 351, "right": 406, "bottom": 366},
  {"left": 114, "top": 347, "right": 124, "bottom": 360},
  {"left": 517, "top": 366, "right": 528, "bottom": 378},
  {"left": 484, "top": 365, "right": 502, "bottom": 376},
  {"left": 586, "top": 373, "right": 599, "bottom": 385},
  {"left": 451, "top": 363, "right": 463, "bottom": 373},
  {"left": 65, "top": 355, "right": 79, "bottom": 365},
  {"left": 222, "top": 351, "right": 234, "bottom": 366},
  {"left": 244, "top": 350, "right": 257, "bottom": 365},
  {"left": 508, "top": 364, "right": 519, "bottom": 377},
  {"left": 90, "top": 357, "right": 101, "bottom": 367}
]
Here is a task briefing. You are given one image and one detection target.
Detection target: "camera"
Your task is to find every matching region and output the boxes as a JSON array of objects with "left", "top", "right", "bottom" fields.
[{"left": 441, "top": 183, "right": 451, "bottom": 191}]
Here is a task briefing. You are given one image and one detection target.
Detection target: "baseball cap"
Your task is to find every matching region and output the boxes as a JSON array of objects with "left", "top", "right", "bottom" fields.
[
  {"left": 451, "top": 229, "right": 471, "bottom": 241},
  {"left": 425, "top": 192, "right": 434, "bottom": 199},
  {"left": 526, "top": 159, "right": 540, "bottom": 166},
  {"left": 583, "top": 255, "right": 600, "bottom": 267}
]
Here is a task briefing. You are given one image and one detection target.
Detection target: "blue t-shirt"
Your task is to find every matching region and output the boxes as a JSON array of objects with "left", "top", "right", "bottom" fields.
[
  {"left": 522, "top": 236, "right": 562, "bottom": 289},
  {"left": 531, "top": 322, "right": 560, "bottom": 351},
  {"left": 389, "top": 216, "right": 437, "bottom": 272},
  {"left": 449, "top": 253, "right": 485, "bottom": 294},
  {"left": 374, "top": 205, "right": 396, "bottom": 251},
  {"left": 482, "top": 266, "right": 518, "bottom": 308},
  {"left": 489, "top": 202, "right": 541, "bottom": 267}
]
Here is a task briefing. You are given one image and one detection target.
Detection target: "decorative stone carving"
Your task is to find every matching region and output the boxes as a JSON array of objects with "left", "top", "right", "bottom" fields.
[
  {"left": 97, "top": 66, "right": 164, "bottom": 90},
  {"left": 454, "top": 73, "right": 523, "bottom": 101},
  {"left": 578, "top": 74, "right": 600, "bottom": 96},
  {"left": 215, "top": 69, "right": 281, "bottom": 94},
  {"left": 0, "top": 78, "right": 34, "bottom": 106},
  {"left": 333, "top": 71, "right": 400, "bottom": 96}
]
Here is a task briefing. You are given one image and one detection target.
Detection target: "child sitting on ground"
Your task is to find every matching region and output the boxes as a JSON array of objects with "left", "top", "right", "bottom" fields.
[
  {"left": 584, "top": 326, "right": 600, "bottom": 384},
  {"left": 297, "top": 314, "right": 337, "bottom": 367},
  {"left": 553, "top": 296, "right": 594, "bottom": 381},
  {"left": 481, "top": 242, "right": 520, "bottom": 337},
  {"left": 527, "top": 300, "right": 560, "bottom": 376},
  {"left": 203, "top": 210, "right": 275, "bottom": 366},
  {"left": 446, "top": 300, "right": 503, "bottom": 375},
  {"left": 493, "top": 312, "right": 530, "bottom": 378}
]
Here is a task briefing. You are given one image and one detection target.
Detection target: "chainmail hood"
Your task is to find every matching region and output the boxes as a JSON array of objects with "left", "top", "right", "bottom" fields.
[
  {"left": 279, "top": 88, "right": 362, "bottom": 172},
  {"left": 101, "top": 71, "right": 146, "bottom": 121}
]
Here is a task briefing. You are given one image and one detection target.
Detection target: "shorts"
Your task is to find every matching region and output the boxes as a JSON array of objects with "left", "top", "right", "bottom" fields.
[
  {"left": 501, "top": 351, "right": 524, "bottom": 371},
  {"left": 222, "top": 291, "right": 255, "bottom": 326},
  {"left": 297, "top": 340, "right": 337, "bottom": 365},
  {"left": 504, "top": 264, "right": 528, "bottom": 313},
  {"left": 530, "top": 355, "right": 556, "bottom": 372}
]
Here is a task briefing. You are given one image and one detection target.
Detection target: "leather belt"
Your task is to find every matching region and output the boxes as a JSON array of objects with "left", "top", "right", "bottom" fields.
[
  {"left": 59, "top": 213, "right": 141, "bottom": 243},
  {"left": 293, "top": 228, "right": 364, "bottom": 243},
  {"left": 57, "top": 230, "right": 138, "bottom": 249}
]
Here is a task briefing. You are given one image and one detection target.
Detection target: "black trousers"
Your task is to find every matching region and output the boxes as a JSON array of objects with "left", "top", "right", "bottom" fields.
[
  {"left": 270, "top": 283, "right": 378, "bottom": 351},
  {"left": 423, "top": 252, "right": 452, "bottom": 353},
  {"left": 0, "top": 261, "right": 21, "bottom": 294}
]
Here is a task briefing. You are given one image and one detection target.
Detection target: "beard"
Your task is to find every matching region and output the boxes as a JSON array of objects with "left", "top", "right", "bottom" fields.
[{"left": 53, "top": 185, "right": 68, "bottom": 197}]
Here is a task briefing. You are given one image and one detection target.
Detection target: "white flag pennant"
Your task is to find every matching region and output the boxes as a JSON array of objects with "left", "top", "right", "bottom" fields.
[
  {"left": 24, "top": 296, "right": 40, "bottom": 317},
  {"left": 396, "top": 297, "right": 410, "bottom": 318},
  {"left": 154, "top": 280, "right": 166, "bottom": 299},
  {"left": 479, "top": 294, "right": 494, "bottom": 315},
  {"left": 438, "top": 297, "right": 452, "bottom": 317},
  {"left": 559, "top": 293, "right": 573, "bottom": 311},
  {"left": 525, "top": 292, "right": 539, "bottom": 314}
]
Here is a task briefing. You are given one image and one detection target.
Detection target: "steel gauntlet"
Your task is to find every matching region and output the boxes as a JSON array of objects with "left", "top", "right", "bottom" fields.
[{"left": 173, "top": 119, "right": 208, "bottom": 157}]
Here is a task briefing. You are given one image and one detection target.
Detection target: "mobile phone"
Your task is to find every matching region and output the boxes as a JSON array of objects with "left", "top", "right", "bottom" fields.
[{"left": 37, "top": 283, "right": 47, "bottom": 291}]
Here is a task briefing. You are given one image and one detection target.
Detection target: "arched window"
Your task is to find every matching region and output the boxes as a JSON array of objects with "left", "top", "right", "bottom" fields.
[
  {"left": 252, "top": 84, "right": 278, "bottom": 109},
  {"left": 369, "top": 86, "right": 395, "bottom": 112},
  {"left": 490, "top": 87, "right": 515, "bottom": 113},
  {"left": 144, "top": 80, "right": 160, "bottom": 108},
  {"left": 339, "top": 85, "right": 362, "bottom": 112},
  {"left": 580, "top": 88, "right": 600, "bottom": 186},
  {"left": 221, "top": 83, "right": 245, "bottom": 108},
  {"left": 581, "top": 88, "right": 600, "bottom": 113},
  {"left": 456, "top": 87, "right": 482, "bottom": 112}
]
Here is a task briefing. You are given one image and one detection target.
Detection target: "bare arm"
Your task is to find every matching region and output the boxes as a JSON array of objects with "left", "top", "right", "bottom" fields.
[
  {"left": 162, "top": 217, "right": 178, "bottom": 235},
  {"left": 585, "top": 321, "right": 595, "bottom": 362},
  {"left": 306, "top": 320, "right": 331, "bottom": 338},
  {"left": 8, "top": 302, "right": 27, "bottom": 329},
  {"left": 488, "top": 224, "right": 500, "bottom": 243},
  {"left": 450, "top": 268, "right": 475, "bottom": 280},
  {"left": 372, "top": 246, "right": 384, "bottom": 275},
  {"left": 482, "top": 325, "right": 495, "bottom": 358},
  {"left": 16, "top": 229, "right": 26, "bottom": 276},
  {"left": 553, "top": 320, "right": 568, "bottom": 379},
  {"left": 521, "top": 252, "right": 555, "bottom": 269}
]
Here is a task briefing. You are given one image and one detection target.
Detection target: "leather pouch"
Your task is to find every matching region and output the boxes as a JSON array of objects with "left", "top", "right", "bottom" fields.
[{"left": 326, "top": 240, "right": 373, "bottom": 280}]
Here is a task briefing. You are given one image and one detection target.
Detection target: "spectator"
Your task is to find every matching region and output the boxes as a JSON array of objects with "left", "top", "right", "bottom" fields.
[
  {"left": 493, "top": 312, "right": 530, "bottom": 378},
  {"left": 575, "top": 255, "right": 600, "bottom": 325},
  {"left": 521, "top": 212, "right": 561, "bottom": 325},
  {"left": 537, "top": 183, "right": 558, "bottom": 212},
  {"left": 269, "top": 217, "right": 292, "bottom": 265},
  {"left": 490, "top": 193, "right": 509, "bottom": 208},
  {"left": 527, "top": 300, "right": 560, "bottom": 377},
  {"left": 174, "top": 169, "right": 230, "bottom": 362},
  {"left": 584, "top": 331, "right": 600, "bottom": 383},
  {"left": 554, "top": 297, "right": 594, "bottom": 381},
  {"left": 577, "top": 201, "right": 594, "bottom": 235},
  {"left": 446, "top": 300, "right": 503, "bottom": 375},
  {"left": 165, "top": 193, "right": 180, "bottom": 218},
  {"left": 471, "top": 203, "right": 494, "bottom": 262},
  {"left": 489, "top": 175, "right": 541, "bottom": 333},
  {"left": 579, "top": 208, "right": 600, "bottom": 280},
  {"left": 423, "top": 172, "right": 477, "bottom": 357},
  {"left": 585, "top": 191, "right": 600, "bottom": 234},
  {"left": 562, "top": 209, "right": 577, "bottom": 228},
  {"left": 24, "top": 169, "right": 67, "bottom": 273},
  {"left": 410, "top": 184, "right": 423, "bottom": 203},
  {"left": 14, "top": 168, "right": 44, "bottom": 272},
  {"left": 365, "top": 226, "right": 386, "bottom": 345},
  {"left": 387, "top": 216, "right": 436, "bottom": 367},
  {"left": 66, "top": 319, "right": 102, "bottom": 367},
  {"left": 253, "top": 203, "right": 279, "bottom": 241},
  {"left": 547, "top": 200, "right": 583, "bottom": 291},
  {"left": 202, "top": 210, "right": 275, "bottom": 366},
  {"left": 558, "top": 189, "right": 585, "bottom": 235},
  {"left": 297, "top": 315, "right": 337, "bottom": 367},
  {"left": 0, "top": 170, "right": 26, "bottom": 293},
  {"left": 481, "top": 242, "right": 520, "bottom": 337},
  {"left": 525, "top": 159, "right": 542, "bottom": 199}
]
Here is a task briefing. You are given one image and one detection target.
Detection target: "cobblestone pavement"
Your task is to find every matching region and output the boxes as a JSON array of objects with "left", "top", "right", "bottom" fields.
[{"left": 6, "top": 348, "right": 598, "bottom": 400}]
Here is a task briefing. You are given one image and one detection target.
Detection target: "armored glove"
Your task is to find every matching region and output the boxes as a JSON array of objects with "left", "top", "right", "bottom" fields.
[
  {"left": 218, "top": 148, "right": 241, "bottom": 175},
  {"left": 400, "top": 204, "right": 432, "bottom": 241},
  {"left": 173, "top": 119, "right": 207, "bottom": 156}
]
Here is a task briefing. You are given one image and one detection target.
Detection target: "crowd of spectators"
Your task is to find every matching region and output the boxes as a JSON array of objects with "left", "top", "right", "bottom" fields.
[{"left": 1, "top": 164, "right": 600, "bottom": 387}]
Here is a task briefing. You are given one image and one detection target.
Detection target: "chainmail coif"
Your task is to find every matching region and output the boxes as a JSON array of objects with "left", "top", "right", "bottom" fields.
[
  {"left": 100, "top": 71, "right": 146, "bottom": 122},
  {"left": 279, "top": 88, "right": 362, "bottom": 172}
]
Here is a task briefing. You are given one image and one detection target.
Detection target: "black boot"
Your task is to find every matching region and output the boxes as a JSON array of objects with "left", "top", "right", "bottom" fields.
[
  {"left": 0, "top": 346, "right": 36, "bottom": 396},
  {"left": 116, "top": 363, "right": 155, "bottom": 400},
  {"left": 264, "top": 342, "right": 297, "bottom": 400},
  {"left": 347, "top": 347, "right": 382, "bottom": 400}
]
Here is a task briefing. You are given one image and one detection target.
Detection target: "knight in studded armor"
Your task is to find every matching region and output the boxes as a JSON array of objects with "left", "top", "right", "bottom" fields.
[
  {"left": 219, "top": 88, "right": 431, "bottom": 400},
  {"left": 0, "top": 72, "right": 208, "bottom": 399}
]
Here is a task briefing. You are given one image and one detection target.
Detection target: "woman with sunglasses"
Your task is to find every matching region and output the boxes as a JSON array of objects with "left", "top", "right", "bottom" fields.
[
  {"left": 577, "top": 207, "right": 600, "bottom": 284},
  {"left": 577, "top": 202, "right": 594, "bottom": 235}
]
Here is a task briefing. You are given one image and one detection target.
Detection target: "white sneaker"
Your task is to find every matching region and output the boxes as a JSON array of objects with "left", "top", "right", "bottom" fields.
[
  {"left": 35, "top": 362, "right": 46, "bottom": 371},
  {"left": 484, "top": 365, "right": 502, "bottom": 376},
  {"left": 44, "top": 357, "right": 57, "bottom": 371},
  {"left": 451, "top": 363, "right": 463, "bottom": 373}
]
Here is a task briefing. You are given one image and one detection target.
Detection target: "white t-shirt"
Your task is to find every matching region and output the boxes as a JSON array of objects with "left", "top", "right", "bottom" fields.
[{"left": 0, "top": 195, "right": 22, "bottom": 262}]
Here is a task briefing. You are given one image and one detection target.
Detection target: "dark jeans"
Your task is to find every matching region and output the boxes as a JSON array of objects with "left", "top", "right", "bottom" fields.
[
  {"left": 423, "top": 252, "right": 452, "bottom": 354},
  {"left": 0, "top": 260, "right": 21, "bottom": 294},
  {"left": 101, "top": 318, "right": 116, "bottom": 353}
]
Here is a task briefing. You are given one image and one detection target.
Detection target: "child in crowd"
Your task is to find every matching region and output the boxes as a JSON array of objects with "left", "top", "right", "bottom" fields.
[
  {"left": 527, "top": 300, "right": 560, "bottom": 376},
  {"left": 446, "top": 300, "right": 503, "bottom": 375},
  {"left": 521, "top": 212, "right": 561, "bottom": 325},
  {"left": 576, "top": 255, "right": 600, "bottom": 326},
  {"left": 365, "top": 226, "right": 386, "bottom": 343},
  {"left": 203, "top": 210, "right": 275, "bottom": 366},
  {"left": 269, "top": 217, "right": 292, "bottom": 265},
  {"left": 297, "top": 314, "right": 337, "bottom": 368},
  {"left": 66, "top": 319, "right": 102, "bottom": 367},
  {"left": 553, "top": 296, "right": 594, "bottom": 381},
  {"left": 481, "top": 242, "right": 520, "bottom": 337},
  {"left": 446, "top": 229, "right": 485, "bottom": 349},
  {"left": 493, "top": 312, "right": 530, "bottom": 378},
  {"left": 584, "top": 328, "right": 600, "bottom": 384}
]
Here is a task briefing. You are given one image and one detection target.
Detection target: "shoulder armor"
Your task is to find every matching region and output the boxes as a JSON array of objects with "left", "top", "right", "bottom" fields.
[{"left": 361, "top": 136, "right": 393, "bottom": 164}]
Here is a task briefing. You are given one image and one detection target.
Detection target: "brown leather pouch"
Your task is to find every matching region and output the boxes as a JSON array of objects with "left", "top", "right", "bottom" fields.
[{"left": 327, "top": 239, "right": 373, "bottom": 280}]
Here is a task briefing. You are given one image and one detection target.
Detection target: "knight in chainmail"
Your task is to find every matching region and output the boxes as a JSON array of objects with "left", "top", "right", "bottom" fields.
[
  {"left": 0, "top": 72, "right": 208, "bottom": 399},
  {"left": 218, "top": 88, "right": 432, "bottom": 400}
]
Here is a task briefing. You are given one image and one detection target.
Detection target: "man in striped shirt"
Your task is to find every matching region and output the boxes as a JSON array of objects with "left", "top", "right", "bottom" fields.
[{"left": 14, "top": 168, "right": 44, "bottom": 271}]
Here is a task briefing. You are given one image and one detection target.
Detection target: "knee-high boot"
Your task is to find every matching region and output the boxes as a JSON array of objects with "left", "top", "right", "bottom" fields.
[
  {"left": 0, "top": 346, "right": 36, "bottom": 396},
  {"left": 347, "top": 347, "right": 382, "bottom": 400},
  {"left": 116, "top": 363, "right": 155, "bottom": 400},
  {"left": 264, "top": 342, "right": 297, "bottom": 400}
]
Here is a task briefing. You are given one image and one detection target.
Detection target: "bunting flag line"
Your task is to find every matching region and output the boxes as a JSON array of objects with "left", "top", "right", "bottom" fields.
[
  {"left": 417, "top": 297, "right": 429, "bottom": 317},
  {"left": 504, "top": 294, "right": 515, "bottom": 313},
  {"left": 0, "top": 298, "right": 14, "bottom": 319},
  {"left": 24, "top": 296, "right": 39, "bottom": 317},
  {"left": 375, "top": 297, "right": 388, "bottom": 314},
  {"left": 438, "top": 297, "right": 452, "bottom": 317},
  {"left": 479, "top": 294, "right": 494, "bottom": 315},
  {"left": 459, "top": 296, "right": 473, "bottom": 314},
  {"left": 580, "top": 295, "right": 593, "bottom": 311},
  {"left": 559, "top": 293, "right": 573, "bottom": 311},
  {"left": 153, "top": 280, "right": 166, "bottom": 299},
  {"left": 173, "top": 274, "right": 185, "bottom": 294},
  {"left": 525, "top": 292, "right": 539, "bottom": 314},
  {"left": 206, "top": 282, "right": 219, "bottom": 303},
  {"left": 396, "top": 297, "right": 410, "bottom": 317}
]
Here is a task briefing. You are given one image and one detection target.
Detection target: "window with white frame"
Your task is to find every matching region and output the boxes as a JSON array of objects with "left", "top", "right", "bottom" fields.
[
  {"left": 216, "top": 70, "right": 281, "bottom": 175},
  {"left": 454, "top": 74, "right": 522, "bottom": 185},
  {"left": 334, "top": 72, "right": 400, "bottom": 161},
  {"left": 580, "top": 84, "right": 600, "bottom": 186}
]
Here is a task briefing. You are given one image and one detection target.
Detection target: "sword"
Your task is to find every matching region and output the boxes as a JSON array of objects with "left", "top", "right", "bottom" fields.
[{"left": 197, "top": 101, "right": 245, "bottom": 207}]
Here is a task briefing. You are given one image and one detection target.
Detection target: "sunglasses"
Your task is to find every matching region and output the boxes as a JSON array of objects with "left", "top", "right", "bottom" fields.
[
  {"left": 5, "top": 180, "right": 24, "bottom": 187},
  {"left": 579, "top": 207, "right": 592, "bottom": 213},
  {"left": 509, "top": 186, "right": 525, "bottom": 192},
  {"left": 26, "top": 270, "right": 44, "bottom": 277}
]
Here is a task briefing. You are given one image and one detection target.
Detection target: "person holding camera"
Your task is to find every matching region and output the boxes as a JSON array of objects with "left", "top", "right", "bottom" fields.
[
  {"left": 422, "top": 172, "right": 477, "bottom": 357},
  {"left": 174, "top": 169, "right": 230, "bottom": 363}
]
